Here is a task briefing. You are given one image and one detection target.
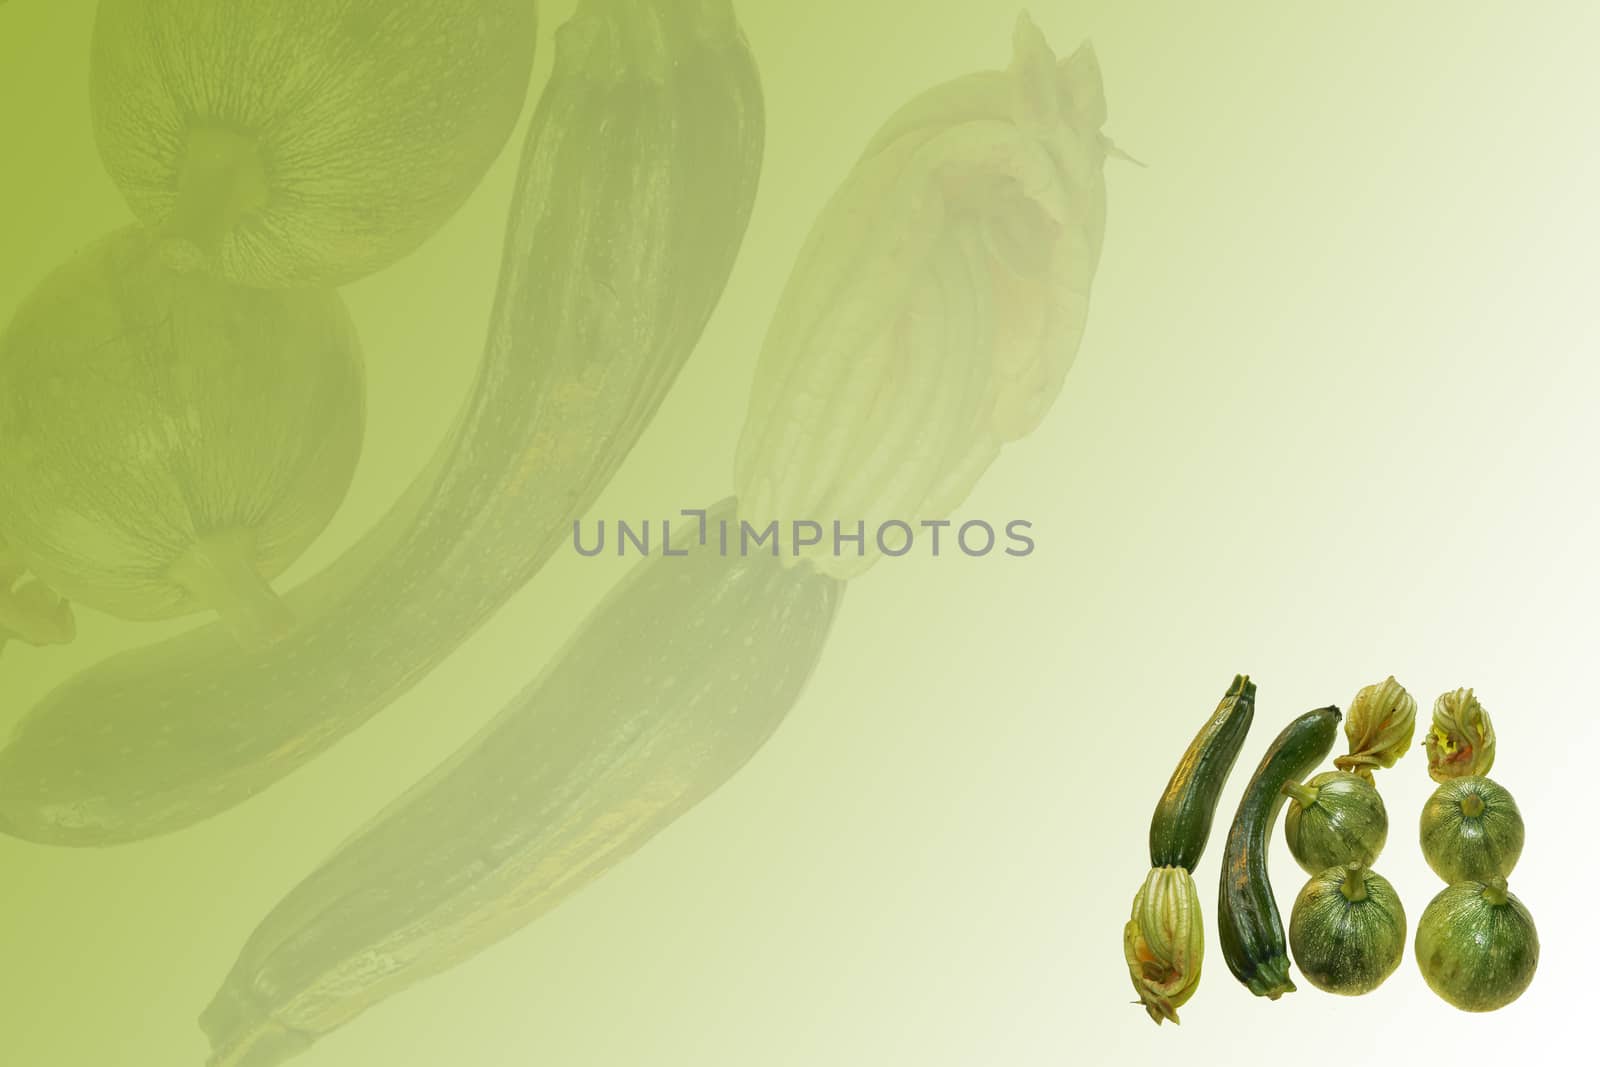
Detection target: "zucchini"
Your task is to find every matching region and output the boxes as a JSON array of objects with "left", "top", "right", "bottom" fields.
[
  {"left": 91, "top": 0, "right": 540, "bottom": 287},
  {"left": 1287, "top": 863, "right": 1407, "bottom": 996},
  {"left": 1415, "top": 877, "right": 1538, "bottom": 1012},
  {"left": 0, "top": 0, "right": 764, "bottom": 847},
  {"left": 1217, "top": 704, "right": 1341, "bottom": 999},
  {"left": 1125, "top": 675, "right": 1254, "bottom": 1024},
  {"left": 1419, "top": 775, "right": 1524, "bottom": 884},
  {"left": 1148, "top": 674, "right": 1256, "bottom": 870},
  {"left": 200, "top": 497, "right": 844, "bottom": 1067},
  {"left": 0, "top": 227, "right": 365, "bottom": 648}
]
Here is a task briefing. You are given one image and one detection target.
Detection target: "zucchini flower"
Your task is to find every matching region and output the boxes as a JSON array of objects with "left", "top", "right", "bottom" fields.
[
  {"left": 735, "top": 12, "right": 1130, "bottom": 577},
  {"left": 1124, "top": 865, "right": 1204, "bottom": 1024},
  {"left": 1334, "top": 675, "right": 1417, "bottom": 781},
  {"left": 1426, "top": 687, "right": 1496, "bottom": 782}
]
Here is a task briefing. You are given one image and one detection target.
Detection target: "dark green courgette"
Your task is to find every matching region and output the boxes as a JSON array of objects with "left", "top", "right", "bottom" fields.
[
  {"left": 199, "top": 497, "right": 843, "bottom": 1067},
  {"left": 1217, "top": 704, "right": 1341, "bottom": 999},
  {"left": 1149, "top": 674, "right": 1256, "bottom": 870},
  {"left": 1125, "top": 675, "right": 1254, "bottom": 1024}
]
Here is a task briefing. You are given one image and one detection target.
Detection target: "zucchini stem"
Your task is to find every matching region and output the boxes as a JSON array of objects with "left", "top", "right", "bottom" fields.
[
  {"left": 1482, "top": 878, "right": 1510, "bottom": 907},
  {"left": 1460, "top": 791, "right": 1486, "bottom": 819},
  {"left": 1339, "top": 867, "right": 1369, "bottom": 903},
  {"left": 1280, "top": 780, "right": 1319, "bottom": 809},
  {"left": 165, "top": 126, "right": 270, "bottom": 262},
  {"left": 168, "top": 530, "right": 295, "bottom": 650}
]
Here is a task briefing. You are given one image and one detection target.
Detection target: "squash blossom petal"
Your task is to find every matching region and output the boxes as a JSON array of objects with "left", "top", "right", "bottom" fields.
[
  {"left": 1425, "top": 687, "right": 1496, "bottom": 782},
  {"left": 1124, "top": 865, "right": 1204, "bottom": 1024},
  {"left": 1334, "top": 675, "right": 1417, "bottom": 781},
  {"left": 735, "top": 12, "right": 1123, "bottom": 577}
]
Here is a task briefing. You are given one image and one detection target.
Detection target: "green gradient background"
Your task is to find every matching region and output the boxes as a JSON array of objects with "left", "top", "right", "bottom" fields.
[{"left": 2, "top": 1, "right": 1594, "bottom": 1064}]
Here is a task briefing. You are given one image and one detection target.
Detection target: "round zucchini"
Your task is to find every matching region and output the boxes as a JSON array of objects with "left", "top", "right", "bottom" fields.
[
  {"left": 1148, "top": 674, "right": 1256, "bottom": 870},
  {"left": 1415, "top": 878, "right": 1538, "bottom": 1012},
  {"left": 1288, "top": 863, "right": 1406, "bottom": 995},
  {"left": 1420, "top": 776, "right": 1524, "bottom": 884},
  {"left": 0, "top": 227, "right": 364, "bottom": 648},
  {"left": 1282, "top": 770, "right": 1388, "bottom": 874},
  {"left": 1217, "top": 704, "right": 1341, "bottom": 999},
  {"left": 91, "top": 0, "right": 539, "bottom": 287}
]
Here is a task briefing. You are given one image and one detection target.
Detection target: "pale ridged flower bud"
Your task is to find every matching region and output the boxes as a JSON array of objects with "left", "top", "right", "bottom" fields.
[
  {"left": 1335, "top": 675, "right": 1417, "bottom": 780},
  {"left": 1124, "top": 865, "right": 1204, "bottom": 1024},
  {"left": 1425, "top": 687, "right": 1497, "bottom": 782}
]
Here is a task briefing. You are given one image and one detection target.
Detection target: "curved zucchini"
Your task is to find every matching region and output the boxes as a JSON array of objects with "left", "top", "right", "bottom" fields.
[
  {"left": 0, "top": 0, "right": 765, "bottom": 847},
  {"left": 199, "top": 497, "right": 844, "bottom": 1067},
  {"left": 1217, "top": 704, "right": 1341, "bottom": 999},
  {"left": 1149, "top": 674, "right": 1256, "bottom": 870}
]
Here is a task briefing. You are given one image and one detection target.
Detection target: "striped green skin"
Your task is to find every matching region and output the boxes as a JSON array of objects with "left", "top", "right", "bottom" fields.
[
  {"left": 200, "top": 497, "right": 844, "bottom": 1067},
  {"left": 1415, "top": 881, "right": 1538, "bottom": 1012},
  {"left": 1288, "top": 866, "right": 1406, "bottom": 995},
  {"left": 1283, "top": 771, "right": 1388, "bottom": 875},
  {"left": 91, "top": 0, "right": 539, "bottom": 288},
  {"left": 0, "top": 0, "right": 765, "bottom": 848},
  {"left": 0, "top": 227, "right": 364, "bottom": 643},
  {"left": 1420, "top": 776, "right": 1524, "bottom": 884},
  {"left": 1148, "top": 675, "right": 1256, "bottom": 870},
  {"left": 1217, "top": 705, "right": 1341, "bottom": 998}
]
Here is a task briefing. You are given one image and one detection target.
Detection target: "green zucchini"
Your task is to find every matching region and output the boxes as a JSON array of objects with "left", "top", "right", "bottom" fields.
[
  {"left": 1419, "top": 776, "right": 1524, "bottom": 884},
  {"left": 1282, "top": 770, "right": 1388, "bottom": 874},
  {"left": 91, "top": 0, "right": 540, "bottom": 288},
  {"left": 1288, "top": 863, "right": 1407, "bottom": 996},
  {"left": 1124, "top": 676, "right": 1254, "bottom": 1024},
  {"left": 1148, "top": 674, "right": 1256, "bottom": 870},
  {"left": 200, "top": 497, "right": 844, "bottom": 1067},
  {"left": 0, "top": 227, "right": 365, "bottom": 648},
  {"left": 1415, "top": 878, "right": 1538, "bottom": 1012},
  {"left": 0, "top": 0, "right": 764, "bottom": 847},
  {"left": 1217, "top": 704, "right": 1341, "bottom": 999}
]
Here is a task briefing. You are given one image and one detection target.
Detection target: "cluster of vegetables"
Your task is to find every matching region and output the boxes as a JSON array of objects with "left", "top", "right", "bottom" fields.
[
  {"left": 1, "top": 0, "right": 540, "bottom": 649},
  {"left": 1415, "top": 690, "right": 1538, "bottom": 1012},
  {"left": 1126, "top": 676, "right": 1538, "bottom": 1022},
  {"left": 1281, "top": 677, "right": 1413, "bottom": 997}
]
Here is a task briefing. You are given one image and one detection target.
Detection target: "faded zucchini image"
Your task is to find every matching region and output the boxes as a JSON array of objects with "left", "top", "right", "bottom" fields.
[
  {"left": 0, "top": 0, "right": 764, "bottom": 846},
  {"left": 1, "top": 0, "right": 1126, "bottom": 1064},
  {"left": 6, "top": 1, "right": 1585, "bottom": 1064},
  {"left": 0, "top": 226, "right": 366, "bottom": 649}
]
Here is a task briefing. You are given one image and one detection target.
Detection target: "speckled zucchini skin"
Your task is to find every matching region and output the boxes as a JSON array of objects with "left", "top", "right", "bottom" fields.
[
  {"left": 1420, "top": 776, "right": 1524, "bottom": 884},
  {"left": 1415, "top": 879, "right": 1538, "bottom": 1012},
  {"left": 1283, "top": 770, "right": 1388, "bottom": 874},
  {"left": 1288, "top": 865, "right": 1406, "bottom": 995},
  {"left": 1148, "top": 675, "right": 1255, "bottom": 870},
  {"left": 91, "top": 0, "right": 541, "bottom": 287},
  {"left": 1217, "top": 705, "right": 1341, "bottom": 998}
]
